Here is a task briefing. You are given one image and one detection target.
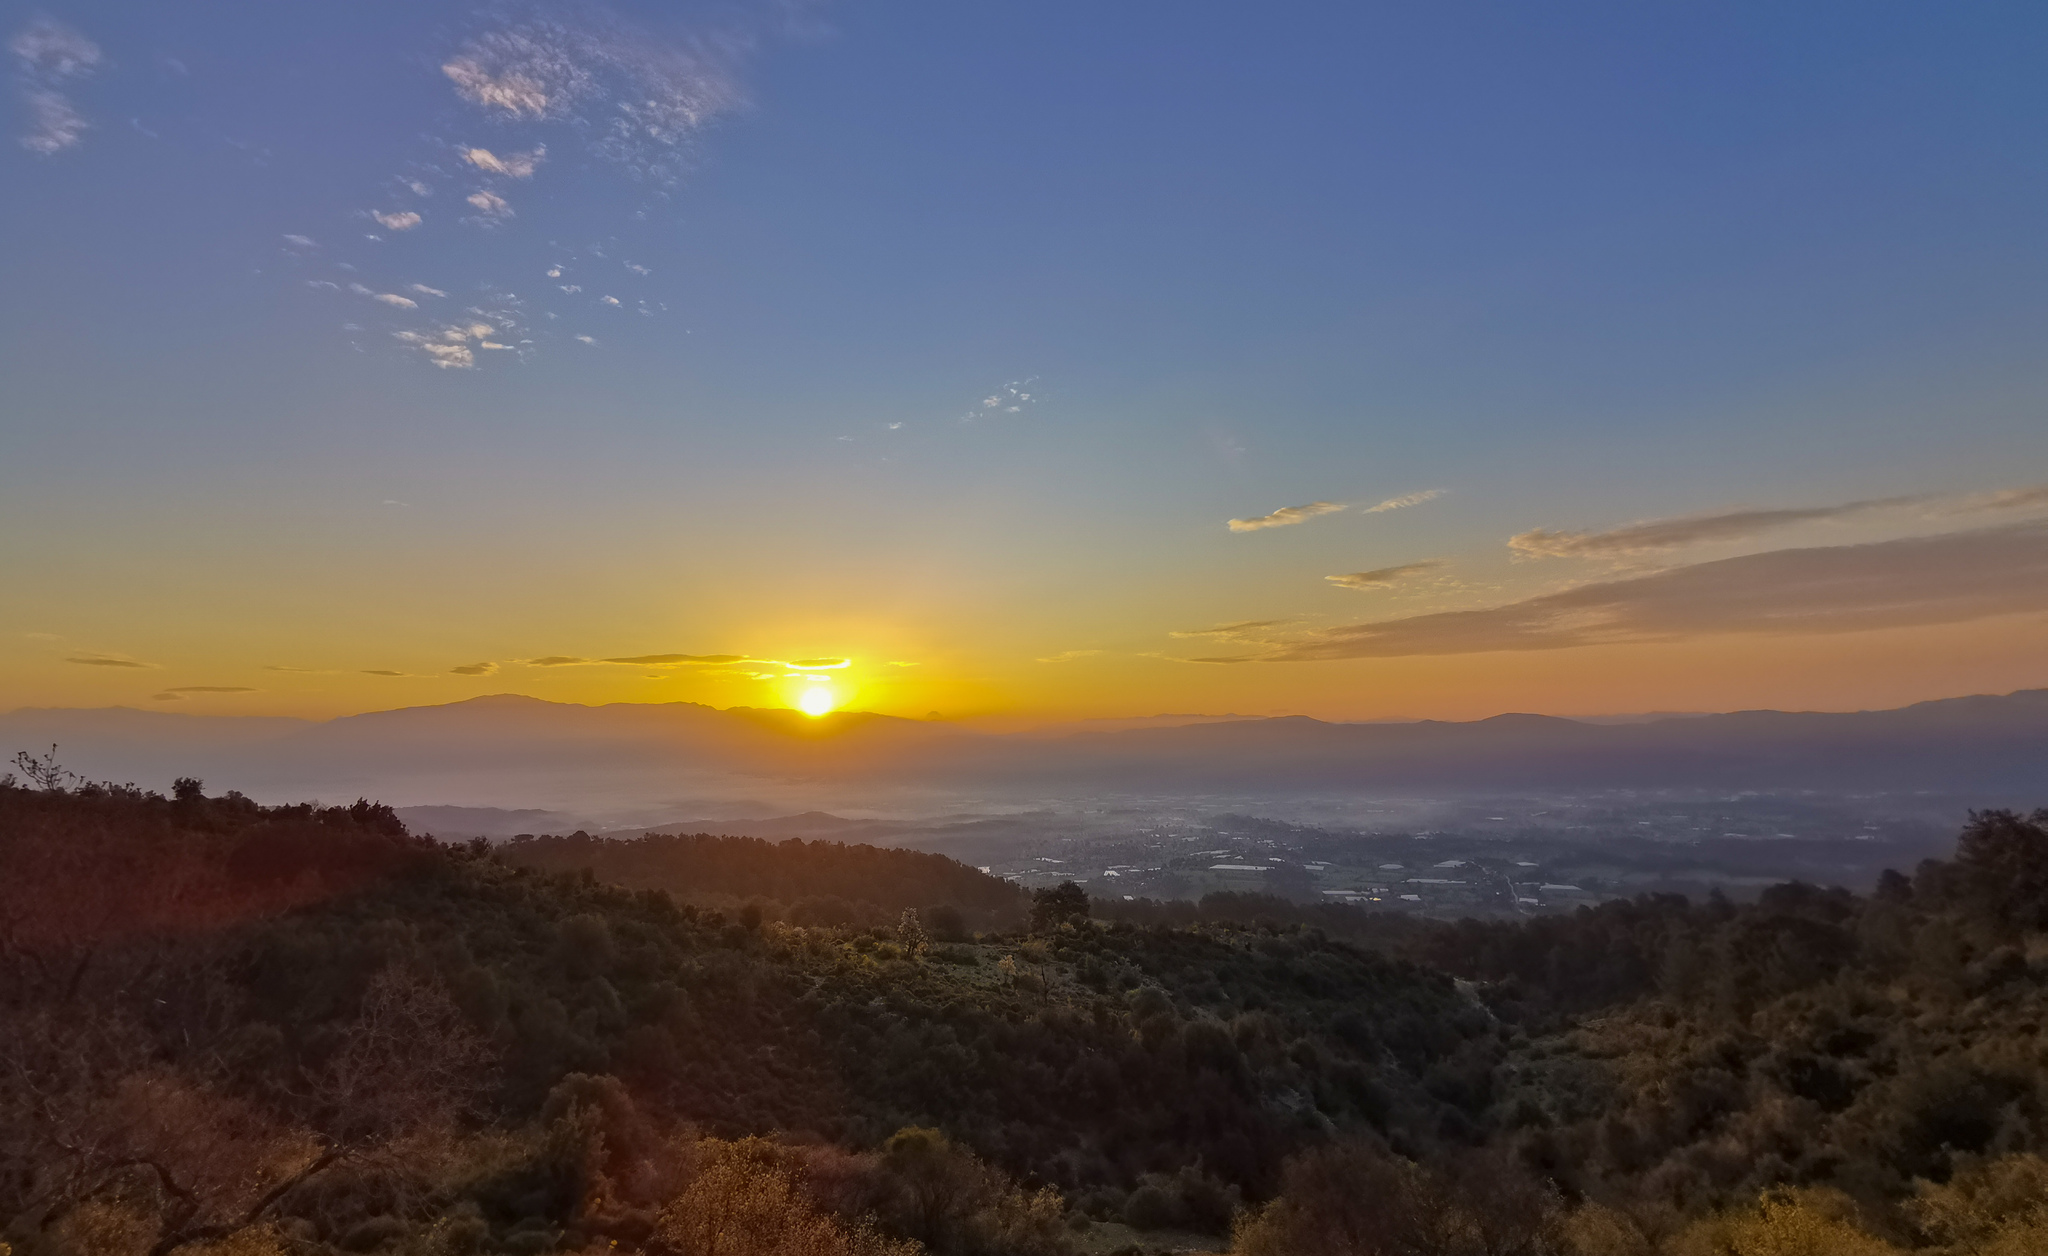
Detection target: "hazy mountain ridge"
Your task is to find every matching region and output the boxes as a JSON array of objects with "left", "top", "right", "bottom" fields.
[
  {"left": 6, "top": 688, "right": 2046, "bottom": 806},
  {"left": 961, "top": 689, "right": 2048, "bottom": 792}
]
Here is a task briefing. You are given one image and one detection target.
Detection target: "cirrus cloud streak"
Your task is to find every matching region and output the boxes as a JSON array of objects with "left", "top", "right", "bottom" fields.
[
  {"left": 1509, "top": 483, "right": 2048, "bottom": 560},
  {"left": 1365, "top": 489, "right": 1444, "bottom": 513},
  {"left": 1325, "top": 561, "right": 1443, "bottom": 589},
  {"left": 1268, "top": 521, "right": 2048, "bottom": 660},
  {"left": 1227, "top": 501, "right": 1345, "bottom": 533},
  {"left": 602, "top": 653, "right": 744, "bottom": 666},
  {"left": 10, "top": 18, "right": 101, "bottom": 155},
  {"left": 440, "top": 12, "right": 748, "bottom": 186}
]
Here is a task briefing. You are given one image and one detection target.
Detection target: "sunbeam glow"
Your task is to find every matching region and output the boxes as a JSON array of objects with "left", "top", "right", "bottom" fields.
[{"left": 797, "top": 685, "right": 836, "bottom": 717}]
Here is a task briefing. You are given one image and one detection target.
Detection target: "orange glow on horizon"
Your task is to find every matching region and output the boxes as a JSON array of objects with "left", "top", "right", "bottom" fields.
[{"left": 6, "top": 610, "right": 2048, "bottom": 726}]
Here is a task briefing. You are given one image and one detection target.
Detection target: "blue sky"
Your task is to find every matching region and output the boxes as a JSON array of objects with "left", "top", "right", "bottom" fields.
[{"left": 5, "top": 0, "right": 2048, "bottom": 721}]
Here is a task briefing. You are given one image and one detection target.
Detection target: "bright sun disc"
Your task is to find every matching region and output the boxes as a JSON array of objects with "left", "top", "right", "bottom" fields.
[{"left": 797, "top": 685, "right": 836, "bottom": 717}]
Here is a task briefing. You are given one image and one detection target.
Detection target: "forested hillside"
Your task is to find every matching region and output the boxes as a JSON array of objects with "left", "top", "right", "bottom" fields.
[
  {"left": 495, "top": 830, "right": 1029, "bottom": 932},
  {"left": 6, "top": 766, "right": 2048, "bottom": 1255}
]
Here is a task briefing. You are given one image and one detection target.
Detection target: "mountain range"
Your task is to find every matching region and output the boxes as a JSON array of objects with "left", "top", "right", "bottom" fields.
[{"left": 5, "top": 688, "right": 2046, "bottom": 815}]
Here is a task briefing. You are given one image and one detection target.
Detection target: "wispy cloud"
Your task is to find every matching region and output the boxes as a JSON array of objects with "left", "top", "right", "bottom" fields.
[
  {"left": 443, "top": 30, "right": 582, "bottom": 118},
  {"left": 153, "top": 686, "right": 258, "bottom": 700},
  {"left": 9, "top": 21, "right": 99, "bottom": 79},
  {"left": 441, "top": 14, "right": 746, "bottom": 185},
  {"left": 282, "top": 234, "right": 318, "bottom": 250},
  {"left": 1958, "top": 484, "right": 2048, "bottom": 514},
  {"left": 393, "top": 333, "right": 473, "bottom": 368},
  {"left": 18, "top": 87, "right": 86, "bottom": 154},
  {"left": 1228, "top": 501, "right": 1345, "bottom": 533},
  {"left": 465, "top": 189, "right": 513, "bottom": 219},
  {"left": 65, "top": 653, "right": 153, "bottom": 668},
  {"left": 1510, "top": 495, "right": 1926, "bottom": 559},
  {"left": 1266, "top": 521, "right": 2048, "bottom": 660},
  {"left": 954, "top": 379, "right": 1038, "bottom": 424},
  {"left": 601, "top": 653, "right": 744, "bottom": 666},
  {"left": 450, "top": 662, "right": 498, "bottom": 676},
  {"left": 1226, "top": 490, "right": 1440, "bottom": 533},
  {"left": 393, "top": 320, "right": 505, "bottom": 369},
  {"left": 525, "top": 656, "right": 586, "bottom": 666},
  {"left": 1508, "top": 483, "right": 2048, "bottom": 560},
  {"left": 1169, "top": 619, "right": 1292, "bottom": 640},
  {"left": 11, "top": 19, "right": 101, "bottom": 155},
  {"left": 782, "top": 657, "right": 850, "bottom": 669},
  {"left": 1036, "top": 649, "right": 1103, "bottom": 664},
  {"left": 347, "top": 282, "right": 418, "bottom": 309},
  {"left": 1364, "top": 488, "right": 1445, "bottom": 513},
  {"left": 462, "top": 145, "right": 545, "bottom": 177},
  {"left": 305, "top": 6, "right": 793, "bottom": 372},
  {"left": 1325, "top": 561, "right": 1443, "bottom": 590},
  {"left": 409, "top": 283, "right": 448, "bottom": 298},
  {"left": 361, "top": 669, "right": 409, "bottom": 677}
]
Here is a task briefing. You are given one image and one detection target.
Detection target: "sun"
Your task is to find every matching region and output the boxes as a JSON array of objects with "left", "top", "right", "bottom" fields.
[{"left": 797, "top": 685, "right": 837, "bottom": 717}]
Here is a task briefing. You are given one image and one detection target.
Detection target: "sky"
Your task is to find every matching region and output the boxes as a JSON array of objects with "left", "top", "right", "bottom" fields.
[{"left": 4, "top": 0, "right": 2048, "bottom": 725}]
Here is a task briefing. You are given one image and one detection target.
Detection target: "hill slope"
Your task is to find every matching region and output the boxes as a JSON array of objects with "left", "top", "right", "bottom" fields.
[{"left": 9, "top": 779, "right": 2048, "bottom": 1254}]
